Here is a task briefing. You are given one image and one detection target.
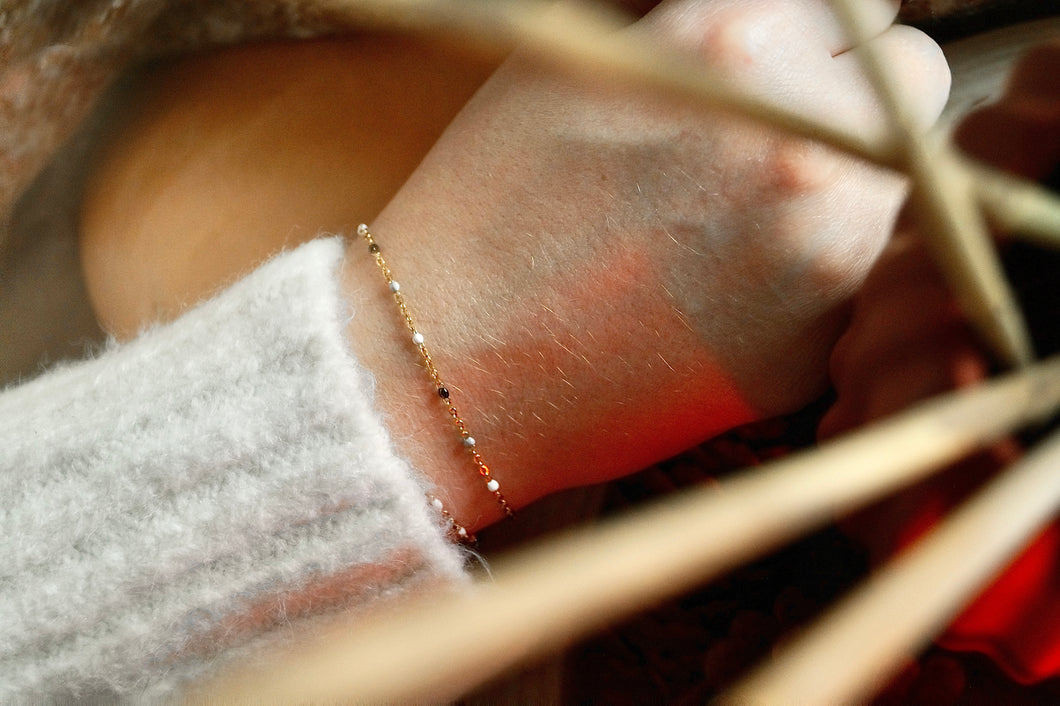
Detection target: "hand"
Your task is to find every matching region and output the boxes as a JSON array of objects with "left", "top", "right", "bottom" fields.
[
  {"left": 820, "top": 43, "right": 1060, "bottom": 439},
  {"left": 819, "top": 39, "right": 1060, "bottom": 684},
  {"left": 347, "top": 0, "right": 950, "bottom": 527},
  {"left": 821, "top": 41, "right": 1060, "bottom": 438}
]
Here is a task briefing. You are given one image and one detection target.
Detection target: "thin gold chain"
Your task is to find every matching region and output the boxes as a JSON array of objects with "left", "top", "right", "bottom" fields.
[{"left": 358, "top": 224, "right": 514, "bottom": 525}]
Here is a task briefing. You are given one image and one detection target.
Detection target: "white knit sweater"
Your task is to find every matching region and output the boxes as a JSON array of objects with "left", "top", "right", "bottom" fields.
[{"left": 0, "top": 236, "right": 468, "bottom": 699}]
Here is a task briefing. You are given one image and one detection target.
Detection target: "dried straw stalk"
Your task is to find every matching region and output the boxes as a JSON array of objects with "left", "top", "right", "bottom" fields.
[
  {"left": 195, "top": 355, "right": 1060, "bottom": 703},
  {"left": 323, "top": 0, "right": 1060, "bottom": 265},
  {"left": 321, "top": 0, "right": 900, "bottom": 162},
  {"left": 727, "top": 425, "right": 1060, "bottom": 705},
  {"left": 973, "top": 161, "right": 1060, "bottom": 249},
  {"left": 826, "top": 0, "right": 1033, "bottom": 367}
]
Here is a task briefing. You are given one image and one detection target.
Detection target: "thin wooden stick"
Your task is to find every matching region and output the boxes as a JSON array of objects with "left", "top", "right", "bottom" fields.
[
  {"left": 826, "top": 0, "right": 1034, "bottom": 368},
  {"left": 912, "top": 153, "right": 1035, "bottom": 365},
  {"left": 191, "top": 356, "right": 1060, "bottom": 704},
  {"left": 725, "top": 426, "right": 1060, "bottom": 705},
  {"left": 973, "top": 160, "right": 1060, "bottom": 249}
]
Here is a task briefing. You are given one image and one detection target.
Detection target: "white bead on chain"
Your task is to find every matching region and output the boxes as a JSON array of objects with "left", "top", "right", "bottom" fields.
[{"left": 429, "top": 494, "right": 472, "bottom": 542}]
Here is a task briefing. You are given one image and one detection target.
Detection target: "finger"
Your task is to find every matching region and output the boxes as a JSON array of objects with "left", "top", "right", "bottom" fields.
[
  {"left": 822, "top": 329, "right": 988, "bottom": 439},
  {"left": 832, "top": 295, "right": 970, "bottom": 396},
  {"left": 747, "top": 0, "right": 901, "bottom": 57},
  {"left": 860, "top": 336, "right": 990, "bottom": 421},
  {"left": 825, "top": 233, "right": 963, "bottom": 404},
  {"left": 820, "top": 0, "right": 902, "bottom": 56},
  {"left": 828, "top": 23, "right": 951, "bottom": 140},
  {"left": 644, "top": 0, "right": 900, "bottom": 69}
]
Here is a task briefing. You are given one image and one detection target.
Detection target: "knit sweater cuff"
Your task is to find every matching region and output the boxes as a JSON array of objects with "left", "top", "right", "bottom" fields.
[{"left": 0, "top": 236, "right": 468, "bottom": 699}]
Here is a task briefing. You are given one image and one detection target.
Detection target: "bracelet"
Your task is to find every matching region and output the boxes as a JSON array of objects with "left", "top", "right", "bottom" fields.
[
  {"left": 358, "top": 224, "right": 514, "bottom": 526},
  {"left": 427, "top": 494, "right": 475, "bottom": 544}
]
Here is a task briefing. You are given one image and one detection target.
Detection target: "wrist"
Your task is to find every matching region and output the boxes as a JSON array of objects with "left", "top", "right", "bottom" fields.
[
  {"left": 340, "top": 194, "right": 759, "bottom": 534},
  {"left": 340, "top": 231, "right": 513, "bottom": 535}
]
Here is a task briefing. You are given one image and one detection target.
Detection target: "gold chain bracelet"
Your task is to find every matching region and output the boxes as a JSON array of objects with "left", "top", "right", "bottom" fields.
[{"left": 358, "top": 224, "right": 514, "bottom": 533}]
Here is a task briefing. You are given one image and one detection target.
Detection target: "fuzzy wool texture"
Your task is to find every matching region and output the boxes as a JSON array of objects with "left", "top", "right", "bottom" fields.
[{"left": 0, "top": 237, "right": 468, "bottom": 700}]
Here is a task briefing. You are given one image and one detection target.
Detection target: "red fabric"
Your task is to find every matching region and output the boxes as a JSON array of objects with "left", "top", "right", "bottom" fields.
[
  {"left": 843, "top": 457, "right": 1060, "bottom": 684},
  {"left": 943, "top": 520, "right": 1060, "bottom": 682}
]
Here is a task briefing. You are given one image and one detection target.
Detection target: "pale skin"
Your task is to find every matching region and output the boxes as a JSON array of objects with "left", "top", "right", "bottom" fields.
[{"left": 80, "top": 0, "right": 950, "bottom": 533}]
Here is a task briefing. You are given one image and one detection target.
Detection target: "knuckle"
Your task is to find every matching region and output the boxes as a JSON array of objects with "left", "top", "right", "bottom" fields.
[
  {"left": 760, "top": 139, "right": 837, "bottom": 197},
  {"left": 657, "top": 4, "right": 788, "bottom": 72},
  {"left": 697, "top": 9, "right": 764, "bottom": 67},
  {"left": 809, "top": 233, "right": 885, "bottom": 295}
]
